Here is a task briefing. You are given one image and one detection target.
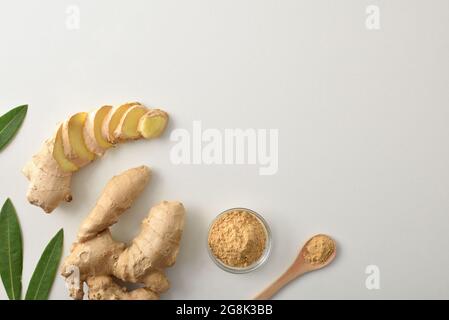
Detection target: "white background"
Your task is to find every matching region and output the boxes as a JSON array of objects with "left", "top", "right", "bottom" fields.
[{"left": 1, "top": 0, "right": 449, "bottom": 300}]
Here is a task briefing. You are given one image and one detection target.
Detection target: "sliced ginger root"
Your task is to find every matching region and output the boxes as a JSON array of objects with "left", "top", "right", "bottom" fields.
[
  {"left": 62, "top": 112, "right": 96, "bottom": 167},
  {"left": 23, "top": 102, "right": 169, "bottom": 213},
  {"left": 54, "top": 124, "right": 78, "bottom": 172},
  {"left": 102, "top": 102, "right": 140, "bottom": 143},
  {"left": 138, "top": 109, "right": 169, "bottom": 139},
  {"left": 60, "top": 166, "right": 185, "bottom": 300},
  {"left": 114, "top": 104, "right": 148, "bottom": 141},
  {"left": 84, "top": 105, "right": 113, "bottom": 156}
]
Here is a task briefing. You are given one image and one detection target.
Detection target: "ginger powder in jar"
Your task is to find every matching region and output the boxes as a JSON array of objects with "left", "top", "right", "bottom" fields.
[{"left": 208, "top": 209, "right": 269, "bottom": 269}]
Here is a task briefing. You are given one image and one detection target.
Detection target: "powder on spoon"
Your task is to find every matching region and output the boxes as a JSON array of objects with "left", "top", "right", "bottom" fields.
[
  {"left": 303, "top": 234, "right": 335, "bottom": 265},
  {"left": 208, "top": 209, "right": 267, "bottom": 268}
]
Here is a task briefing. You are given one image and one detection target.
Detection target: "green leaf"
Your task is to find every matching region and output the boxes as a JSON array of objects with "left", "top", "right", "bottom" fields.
[
  {"left": 0, "top": 199, "right": 23, "bottom": 300},
  {"left": 25, "top": 229, "right": 64, "bottom": 300},
  {"left": 0, "top": 105, "right": 28, "bottom": 151}
]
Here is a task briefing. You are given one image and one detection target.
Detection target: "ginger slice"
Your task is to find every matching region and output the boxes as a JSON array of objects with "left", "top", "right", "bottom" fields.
[
  {"left": 54, "top": 124, "right": 78, "bottom": 172},
  {"left": 62, "top": 112, "right": 96, "bottom": 167},
  {"left": 114, "top": 105, "right": 148, "bottom": 141},
  {"left": 84, "top": 105, "right": 113, "bottom": 155},
  {"left": 102, "top": 102, "right": 140, "bottom": 143},
  {"left": 138, "top": 109, "right": 169, "bottom": 139}
]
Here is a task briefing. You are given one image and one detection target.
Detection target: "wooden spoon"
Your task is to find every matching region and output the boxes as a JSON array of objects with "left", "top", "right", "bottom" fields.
[{"left": 254, "top": 234, "right": 337, "bottom": 300}]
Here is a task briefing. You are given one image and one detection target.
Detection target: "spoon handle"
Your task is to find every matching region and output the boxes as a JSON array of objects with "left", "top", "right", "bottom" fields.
[{"left": 253, "top": 268, "right": 304, "bottom": 300}]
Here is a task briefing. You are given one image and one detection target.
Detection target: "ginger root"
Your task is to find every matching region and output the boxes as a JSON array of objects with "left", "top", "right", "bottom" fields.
[
  {"left": 83, "top": 105, "right": 113, "bottom": 156},
  {"left": 23, "top": 102, "right": 169, "bottom": 213},
  {"left": 102, "top": 102, "right": 139, "bottom": 143},
  {"left": 139, "top": 109, "right": 169, "bottom": 139},
  {"left": 114, "top": 104, "right": 149, "bottom": 141},
  {"left": 62, "top": 112, "right": 96, "bottom": 168},
  {"left": 60, "top": 166, "right": 185, "bottom": 300},
  {"left": 23, "top": 138, "right": 73, "bottom": 212}
]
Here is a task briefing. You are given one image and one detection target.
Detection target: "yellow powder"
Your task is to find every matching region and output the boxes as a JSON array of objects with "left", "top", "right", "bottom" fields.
[
  {"left": 303, "top": 234, "right": 335, "bottom": 265},
  {"left": 208, "top": 210, "right": 267, "bottom": 268}
]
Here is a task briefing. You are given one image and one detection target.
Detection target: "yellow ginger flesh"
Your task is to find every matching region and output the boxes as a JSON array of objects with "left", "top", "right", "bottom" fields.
[{"left": 23, "top": 102, "right": 169, "bottom": 213}]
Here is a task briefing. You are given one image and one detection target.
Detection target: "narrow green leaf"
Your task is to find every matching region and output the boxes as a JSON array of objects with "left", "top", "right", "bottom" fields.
[
  {"left": 25, "top": 229, "right": 64, "bottom": 300},
  {"left": 0, "top": 199, "right": 23, "bottom": 300},
  {"left": 0, "top": 105, "right": 28, "bottom": 151}
]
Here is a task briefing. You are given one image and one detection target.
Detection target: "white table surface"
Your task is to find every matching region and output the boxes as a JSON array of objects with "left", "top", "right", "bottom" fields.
[{"left": 1, "top": 0, "right": 448, "bottom": 300}]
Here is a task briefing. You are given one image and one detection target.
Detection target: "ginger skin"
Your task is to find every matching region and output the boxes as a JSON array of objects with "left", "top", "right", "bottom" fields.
[
  {"left": 60, "top": 166, "right": 185, "bottom": 300},
  {"left": 23, "top": 102, "right": 169, "bottom": 213},
  {"left": 22, "top": 138, "right": 73, "bottom": 213}
]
